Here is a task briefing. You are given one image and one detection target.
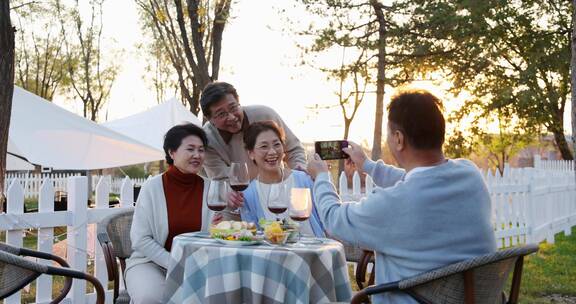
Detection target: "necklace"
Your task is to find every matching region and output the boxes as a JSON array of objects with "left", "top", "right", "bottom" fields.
[{"left": 257, "top": 166, "right": 284, "bottom": 185}]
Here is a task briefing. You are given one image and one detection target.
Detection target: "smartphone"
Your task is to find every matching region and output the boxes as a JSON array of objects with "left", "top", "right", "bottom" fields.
[{"left": 314, "top": 140, "right": 349, "bottom": 160}]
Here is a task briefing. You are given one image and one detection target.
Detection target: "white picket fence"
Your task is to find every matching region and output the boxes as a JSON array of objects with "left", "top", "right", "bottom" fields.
[
  {"left": 3, "top": 173, "right": 147, "bottom": 199},
  {"left": 4, "top": 173, "right": 79, "bottom": 199},
  {"left": 1, "top": 156, "right": 575, "bottom": 303},
  {"left": 1, "top": 176, "right": 136, "bottom": 304},
  {"left": 91, "top": 175, "right": 147, "bottom": 195}
]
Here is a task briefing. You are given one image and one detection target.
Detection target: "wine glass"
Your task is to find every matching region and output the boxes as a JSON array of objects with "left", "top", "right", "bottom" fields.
[
  {"left": 207, "top": 179, "right": 229, "bottom": 212},
  {"left": 229, "top": 162, "right": 250, "bottom": 191},
  {"left": 266, "top": 182, "right": 289, "bottom": 221},
  {"left": 289, "top": 188, "right": 312, "bottom": 245},
  {"left": 229, "top": 162, "right": 250, "bottom": 213}
]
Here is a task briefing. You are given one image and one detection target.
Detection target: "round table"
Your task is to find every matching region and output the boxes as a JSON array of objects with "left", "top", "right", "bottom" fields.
[{"left": 163, "top": 232, "right": 352, "bottom": 304}]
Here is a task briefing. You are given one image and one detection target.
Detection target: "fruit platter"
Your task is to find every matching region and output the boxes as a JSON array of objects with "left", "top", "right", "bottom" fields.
[
  {"left": 259, "top": 219, "right": 299, "bottom": 245},
  {"left": 209, "top": 220, "right": 261, "bottom": 245}
]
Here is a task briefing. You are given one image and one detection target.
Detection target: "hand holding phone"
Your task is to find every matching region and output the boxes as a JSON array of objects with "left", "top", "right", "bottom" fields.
[{"left": 314, "top": 140, "right": 349, "bottom": 160}]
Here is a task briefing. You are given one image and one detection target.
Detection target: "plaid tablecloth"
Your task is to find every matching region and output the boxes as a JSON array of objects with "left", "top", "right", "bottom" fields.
[{"left": 163, "top": 232, "right": 352, "bottom": 304}]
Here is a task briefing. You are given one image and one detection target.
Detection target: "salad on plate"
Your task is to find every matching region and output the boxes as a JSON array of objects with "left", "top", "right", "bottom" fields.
[{"left": 209, "top": 221, "right": 260, "bottom": 244}]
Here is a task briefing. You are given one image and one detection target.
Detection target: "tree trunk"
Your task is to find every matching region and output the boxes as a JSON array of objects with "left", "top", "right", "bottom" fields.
[
  {"left": 571, "top": 0, "right": 576, "bottom": 170},
  {"left": 370, "top": 0, "right": 386, "bottom": 161},
  {"left": 184, "top": 0, "right": 211, "bottom": 89},
  {"left": 551, "top": 122, "right": 574, "bottom": 160},
  {"left": 339, "top": 119, "right": 352, "bottom": 174},
  {"left": 211, "top": 0, "right": 231, "bottom": 81},
  {"left": 0, "top": 0, "right": 16, "bottom": 207}
]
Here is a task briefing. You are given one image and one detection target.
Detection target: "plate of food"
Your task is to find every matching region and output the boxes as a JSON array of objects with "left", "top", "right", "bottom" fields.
[
  {"left": 261, "top": 221, "right": 291, "bottom": 246},
  {"left": 210, "top": 220, "right": 261, "bottom": 246},
  {"left": 259, "top": 219, "right": 299, "bottom": 244},
  {"left": 214, "top": 238, "right": 261, "bottom": 246}
]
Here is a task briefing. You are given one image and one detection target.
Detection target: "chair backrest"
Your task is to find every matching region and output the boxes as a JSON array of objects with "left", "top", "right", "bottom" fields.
[
  {"left": 0, "top": 250, "right": 45, "bottom": 299},
  {"left": 399, "top": 244, "right": 539, "bottom": 304},
  {"left": 0, "top": 245, "right": 104, "bottom": 304},
  {"left": 343, "top": 244, "right": 364, "bottom": 263},
  {"left": 100, "top": 209, "right": 134, "bottom": 260}
]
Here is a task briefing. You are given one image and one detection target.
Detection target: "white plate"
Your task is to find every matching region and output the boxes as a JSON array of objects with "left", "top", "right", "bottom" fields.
[
  {"left": 177, "top": 232, "right": 211, "bottom": 239},
  {"left": 298, "top": 237, "right": 324, "bottom": 245},
  {"left": 214, "top": 238, "right": 261, "bottom": 246}
]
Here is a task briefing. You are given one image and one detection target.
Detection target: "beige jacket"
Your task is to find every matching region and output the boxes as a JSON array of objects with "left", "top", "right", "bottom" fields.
[
  {"left": 126, "top": 174, "right": 213, "bottom": 271},
  {"left": 203, "top": 105, "right": 307, "bottom": 179}
]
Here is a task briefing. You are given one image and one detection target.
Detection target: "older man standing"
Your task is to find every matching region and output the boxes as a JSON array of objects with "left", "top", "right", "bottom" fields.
[
  {"left": 201, "top": 82, "right": 307, "bottom": 180},
  {"left": 307, "top": 90, "right": 496, "bottom": 304}
]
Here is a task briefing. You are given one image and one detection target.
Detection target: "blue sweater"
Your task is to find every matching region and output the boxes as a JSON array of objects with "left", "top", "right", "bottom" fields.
[
  {"left": 241, "top": 170, "right": 325, "bottom": 237},
  {"left": 313, "top": 159, "right": 496, "bottom": 304}
]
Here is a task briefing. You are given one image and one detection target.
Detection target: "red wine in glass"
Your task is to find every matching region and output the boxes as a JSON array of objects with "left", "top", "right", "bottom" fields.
[
  {"left": 208, "top": 204, "right": 227, "bottom": 211},
  {"left": 230, "top": 183, "right": 249, "bottom": 192},
  {"left": 290, "top": 215, "right": 310, "bottom": 222},
  {"left": 208, "top": 179, "right": 229, "bottom": 213},
  {"left": 269, "top": 206, "right": 288, "bottom": 214}
]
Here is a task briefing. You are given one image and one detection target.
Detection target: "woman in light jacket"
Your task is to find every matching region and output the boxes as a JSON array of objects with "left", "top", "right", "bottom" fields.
[
  {"left": 234, "top": 120, "right": 324, "bottom": 237},
  {"left": 125, "top": 123, "right": 215, "bottom": 304}
]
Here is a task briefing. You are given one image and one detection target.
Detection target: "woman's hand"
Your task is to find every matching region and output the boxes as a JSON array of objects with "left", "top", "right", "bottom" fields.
[{"left": 228, "top": 190, "right": 244, "bottom": 209}]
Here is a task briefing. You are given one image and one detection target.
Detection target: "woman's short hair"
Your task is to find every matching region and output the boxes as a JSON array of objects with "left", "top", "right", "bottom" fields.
[
  {"left": 243, "top": 120, "right": 286, "bottom": 151},
  {"left": 200, "top": 82, "right": 239, "bottom": 117},
  {"left": 387, "top": 90, "right": 445, "bottom": 150},
  {"left": 163, "top": 123, "right": 208, "bottom": 165}
]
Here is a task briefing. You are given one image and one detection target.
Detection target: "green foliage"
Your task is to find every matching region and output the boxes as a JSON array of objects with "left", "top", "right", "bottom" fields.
[
  {"left": 292, "top": 0, "right": 436, "bottom": 88},
  {"left": 294, "top": 1, "right": 572, "bottom": 162},
  {"left": 445, "top": 104, "right": 538, "bottom": 172},
  {"left": 135, "top": 0, "right": 232, "bottom": 115},
  {"left": 12, "top": 0, "right": 75, "bottom": 100},
  {"left": 119, "top": 164, "right": 147, "bottom": 179},
  {"left": 291, "top": 0, "right": 448, "bottom": 158},
  {"left": 406, "top": 0, "right": 573, "bottom": 159},
  {"left": 444, "top": 130, "right": 474, "bottom": 158},
  {"left": 56, "top": 0, "right": 120, "bottom": 121}
]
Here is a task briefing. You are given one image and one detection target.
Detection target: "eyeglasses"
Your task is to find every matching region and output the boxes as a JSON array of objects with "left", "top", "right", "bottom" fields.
[{"left": 211, "top": 103, "right": 241, "bottom": 121}]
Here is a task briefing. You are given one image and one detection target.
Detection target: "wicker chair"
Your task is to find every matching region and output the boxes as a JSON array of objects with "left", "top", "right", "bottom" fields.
[
  {"left": 351, "top": 244, "right": 539, "bottom": 304},
  {"left": 0, "top": 243, "right": 105, "bottom": 304},
  {"left": 97, "top": 209, "right": 134, "bottom": 304}
]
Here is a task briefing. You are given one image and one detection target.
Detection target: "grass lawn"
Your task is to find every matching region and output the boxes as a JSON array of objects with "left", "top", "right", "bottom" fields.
[{"left": 518, "top": 227, "right": 576, "bottom": 303}]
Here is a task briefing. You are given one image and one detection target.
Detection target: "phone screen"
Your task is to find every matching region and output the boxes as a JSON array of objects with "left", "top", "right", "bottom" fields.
[{"left": 315, "top": 140, "right": 349, "bottom": 160}]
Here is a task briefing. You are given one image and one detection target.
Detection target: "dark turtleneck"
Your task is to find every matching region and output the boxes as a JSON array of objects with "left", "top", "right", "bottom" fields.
[{"left": 162, "top": 165, "right": 204, "bottom": 251}]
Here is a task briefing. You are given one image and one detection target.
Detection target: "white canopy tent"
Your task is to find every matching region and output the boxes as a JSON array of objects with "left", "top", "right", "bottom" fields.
[
  {"left": 6, "top": 138, "right": 34, "bottom": 171},
  {"left": 7, "top": 87, "right": 164, "bottom": 170},
  {"left": 6, "top": 154, "right": 34, "bottom": 171},
  {"left": 102, "top": 97, "right": 202, "bottom": 151}
]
